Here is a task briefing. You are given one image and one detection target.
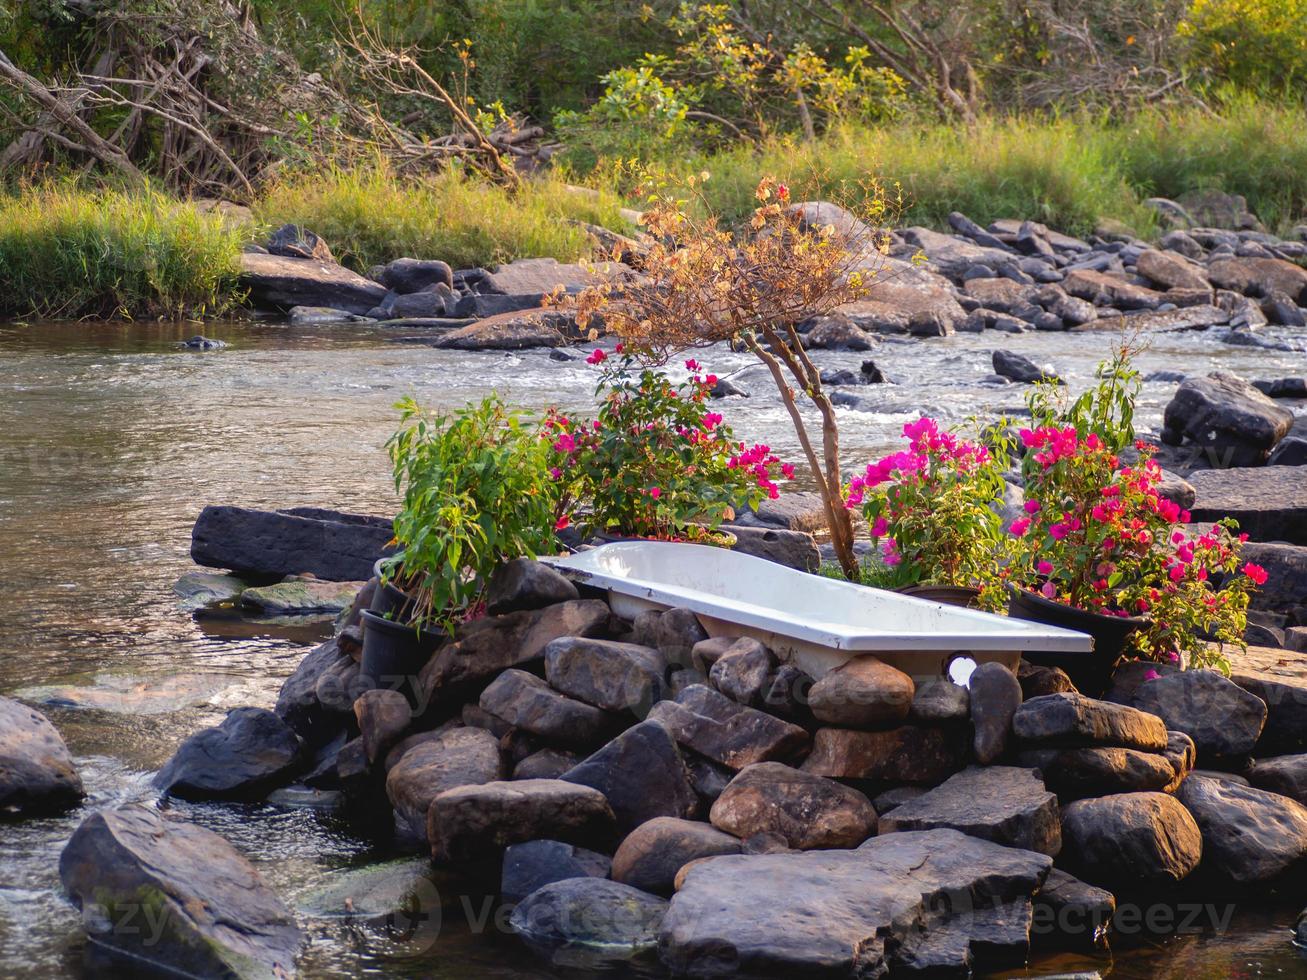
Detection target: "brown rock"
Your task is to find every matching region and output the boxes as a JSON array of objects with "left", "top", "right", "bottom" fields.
[
  {"left": 1013, "top": 693, "right": 1169, "bottom": 751},
  {"left": 801, "top": 725, "right": 966, "bottom": 783},
  {"left": 385, "top": 727, "right": 502, "bottom": 841},
  {"left": 808, "top": 656, "right": 914, "bottom": 729},
  {"left": 611, "top": 816, "right": 741, "bottom": 895},
  {"left": 353, "top": 689, "right": 412, "bottom": 764},
  {"left": 1060, "top": 792, "right": 1202, "bottom": 888},
  {"left": 1208, "top": 256, "right": 1307, "bottom": 304},
  {"left": 708, "top": 639, "right": 776, "bottom": 707},
  {"left": 1136, "top": 249, "right": 1211, "bottom": 291},
  {"left": 478, "top": 669, "right": 616, "bottom": 750},
  {"left": 710, "top": 762, "right": 878, "bottom": 850},
  {"left": 1064, "top": 268, "right": 1166, "bottom": 309},
  {"left": 543, "top": 636, "right": 668, "bottom": 715},
  {"left": 1017, "top": 745, "right": 1176, "bottom": 799},
  {"left": 647, "top": 685, "right": 809, "bottom": 770}
]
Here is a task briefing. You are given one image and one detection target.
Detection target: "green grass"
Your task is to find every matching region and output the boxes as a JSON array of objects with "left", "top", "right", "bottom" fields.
[
  {"left": 0, "top": 185, "right": 246, "bottom": 320},
  {"left": 254, "top": 165, "right": 633, "bottom": 271}
]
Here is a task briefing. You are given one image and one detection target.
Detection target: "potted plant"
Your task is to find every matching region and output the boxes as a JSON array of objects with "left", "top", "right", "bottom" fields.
[
  {"left": 846, "top": 416, "right": 1012, "bottom": 610},
  {"left": 545, "top": 348, "right": 792, "bottom": 542},
  {"left": 364, "top": 395, "right": 559, "bottom": 695}
]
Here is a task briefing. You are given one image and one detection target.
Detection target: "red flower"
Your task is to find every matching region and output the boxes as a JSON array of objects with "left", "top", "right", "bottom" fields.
[
  {"left": 1242, "top": 562, "right": 1268, "bottom": 586},
  {"left": 554, "top": 515, "right": 570, "bottom": 531}
]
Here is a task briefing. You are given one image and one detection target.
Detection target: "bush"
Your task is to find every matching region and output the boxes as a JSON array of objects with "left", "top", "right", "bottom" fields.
[
  {"left": 0, "top": 184, "right": 245, "bottom": 319},
  {"left": 1180, "top": 0, "right": 1307, "bottom": 95}
]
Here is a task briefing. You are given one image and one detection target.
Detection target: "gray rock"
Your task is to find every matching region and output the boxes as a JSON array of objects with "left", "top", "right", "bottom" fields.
[
  {"left": 385, "top": 727, "right": 502, "bottom": 841},
  {"left": 612, "top": 816, "right": 740, "bottom": 895},
  {"left": 191, "top": 505, "right": 395, "bottom": 582},
  {"left": 510, "top": 877, "right": 667, "bottom": 967},
  {"left": 1208, "top": 256, "right": 1307, "bottom": 303},
  {"left": 708, "top": 639, "right": 775, "bottom": 707},
  {"left": 433, "top": 310, "right": 576, "bottom": 350},
  {"left": 1125, "top": 669, "right": 1267, "bottom": 767},
  {"left": 513, "top": 748, "right": 582, "bottom": 780},
  {"left": 240, "top": 251, "right": 386, "bottom": 315},
  {"left": 155, "top": 707, "right": 302, "bottom": 801},
  {"left": 1268, "top": 437, "right": 1307, "bottom": 466},
  {"left": 655, "top": 608, "right": 710, "bottom": 665},
  {"left": 647, "top": 685, "right": 809, "bottom": 770},
  {"left": 710, "top": 761, "right": 878, "bottom": 850},
  {"left": 725, "top": 525, "right": 820, "bottom": 573},
  {"left": 1162, "top": 372, "right": 1294, "bottom": 467},
  {"left": 1059, "top": 792, "right": 1202, "bottom": 888},
  {"left": 0, "top": 695, "right": 84, "bottom": 814},
  {"left": 802, "top": 725, "right": 966, "bottom": 783},
  {"left": 805, "top": 315, "right": 876, "bottom": 350},
  {"left": 1248, "top": 753, "right": 1307, "bottom": 806},
  {"left": 544, "top": 637, "right": 667, "bottom": 716},
  {"left": 560, "top": 720, "right": 698, "bottom": 832},
  {"left": 970, "top": 662, "right": 1023, "bottom": 764},
  {"left": 1017, "top": 745, "right": 1176, "bottom": 798},
  {"left": 501, "top": 839, "right": 611, "bottom": 903},
  {"left": 378, "top": 257, "right": 454, "bottom": 293},
  {"left": 267, "top": 223, "right": 333, "bottom": 261},
  {"left": 910, "top": 679, "right": 970, "bottom": 723},
  {"left": 287, "top": 305, "right": 373, "bottom": 325},
  {"left": 808, "top": 655, "right": 915, "bottom": 729},
  {"left": 486, "top": 558, "right": 579, "bottom": 614},
  {"left": 1177, "top": 773, "right": 1307, "bottom": 884},
  {"left": 479, "top": 670, "right": 615, "bottom": 750},
  {"left": 993, "top": 349, "right": 1058, "bottom": 384},
  {"left": 1013, "top": 693, "right": 1169, "bottom": 751},
  {"left": 1031, "top": 868, "right": 1115, "bottom": 948},
  {"left": 353, "top": 689, "right": 411, "bottom": 764},
  {"left": 1189, "top": 466, "right": 1307, "bottom": 544}
]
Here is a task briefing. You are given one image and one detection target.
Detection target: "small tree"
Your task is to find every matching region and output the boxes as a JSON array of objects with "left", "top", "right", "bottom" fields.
[{"left": 568, "top": 176, "right": 887, "bottom": 579}]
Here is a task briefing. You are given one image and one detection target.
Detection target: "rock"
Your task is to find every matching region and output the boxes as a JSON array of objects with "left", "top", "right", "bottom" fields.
[
  {"left": 901, "top": 226, "right": 1014, "bottom": 279},
  {"left": 1208, "top": 256, "right": 1307, "bottom": 303},
  {"left": 191, "top": 505, "right": 395, "bottom": 582},
  {"left": 1269, "top": 437, "right": 1307, "bottom": 466},
  {"left": 683, "top": 749, "right": 735, "bottom": 804},
  {"left": 1017, "top": 660, "right": 1077, "bottom": 699},
  {"left": 1018, "top": 745, "right": 1176, "bottom": 798},
  {"left": 1013, "top": 692, "right": 1169, "bottom": 751},
  {"left": 1189, "top": 467, "right": 1307, "bottom": 544},
  {"left": 275, "top": 638, "right": 356, "bottom": 743},
  {"left": 709, "top": 376, "right": 748, "bottom": 398},
  {"left": 420, "top": 599, "right": 610, "bottom": 703},
  {"left": 378, "top": 257, "right": 453, "bottom": 293},
  {"left": 612, "top": 817, "right": 741, "bottom": 895},
  {"left": 239, "top": 576, "right": 363, "bottom": 615},
  {"left": 807, "top": 655, "right": 914, "bottom": 729},
  {"left": 707, "top": 639, "right": 775, "bottom": 707},
  {"left": 1161, "top": 730, "right": 1197, "bottom": 792},
  {"left": 240, "top": 251, "right": 386, "bottom": 315},
  {"left": 479, "top": 670, "right": 615, "bottom": 750},
  {"left": 709, "top": 762, "right": 877, "bottom": 849},
  {"left": 970, "top": 662, "right": 1023, "bottom": 764},
  {"left": 173, "top": 570, "right": 248, "bottom": 610},
  {"left": 648, "top": 685, "right": 809, "bottom": 770},
  {"left": 481, "top": 256, "right": 627, "bottom": 296},
  {"left": 1159, "top": 229, "right": 1205, "bottom": 258},
  {"left": 353, "top": 689, "right": 411, "bottom": 764},
  {"left": 486, "top": 558, "right": 578, "bottom": 614},
  {"left": 0, "top": 695, "right": 84, "bottom": 814},
  {"left": 513, "top": 748, "right": 582, "bottom": 780},
  {"left": 963, "top": 277, "right": 1036, "bottom": 313},
  {"left": 501, "top": 839, "right": 611, "bottom": 903},
  {"left": 1177, "top": 774, "right": 1307, "bottom": 883},
  {"left": 510, "top": 877, "right": 666, "bottom": 967},
  {"left": 1064, "top": 268, "right": 1165, "bottom": 309},
  {"left": 385, "top": 727, "right": 502, "bottom": 841},
  {"left": 1136, "top": 249, "right": 1210, "bottom": 291},
  {"left": 544, "top": 637, "right": 668, "bottom": 716},
  {"left": 871, "top": 785, "right": 927, "bottom": 815},
  {"left": 910, "top": 679, "right": 970, "bottom": 723},
  {"left": 380, "top": 288, "right": 455, "bottom": 319},
  {"left": 1110, "top": 304, "right": 1230, "bottom": 332},
  {"left": 725, "top": 525, "right": 820, "bottom": 573},
  {"left": 654, "top": 608, "right": 710, "bottom": 664},
  {"left": 660, "top": 828, "right": 1052, "bottom": 977},
  {"left": 428, "top": 778, "right": 616, "bottom": 863},
  {"left": 1162, "top": 374, "right": 1294, "bottom": 468},
  {"left": 560, "top": 720, "right": 698, "bottom": 831},
  {"left": 267, "top": 223, "right": 333, "bottom": 262},
  {"left": 948, "top": 211, "right": 1010, "bottom": 249},
  {"left": 1059, "top": 792, "right": 1202, "bottom": 888},
  {"left": 1261, "top": 376, "right": 1307, "bottom": 398},
  {"left": 802, "top": 725, "right": 966, "bottom": 783},
  {"left": 689, "top": 636, "right": 736, "bottom": 674},
  {"left": 992, "top": 349, "right": 1058, "bottom": 384},
  {"left": 1031, "top": 868, "right": 1115, "bottom": 948},
  {"left": 433, "top": 309, "right": 577, "bottom": 350},
  {"left": 60, "top": 805, "right": 301, "bottom": 978},
  {"left": 1125, "top": 669, "right": 1267, "bottom": 767},
  {"left": 747, "top": 491, "right": 831, "bottom": 533},
  {"left": 879, "top": 766, "right": 1060, "bottom": 855},
  {"left": 804, "top": 314, "right": 875, "bottom": 350},
  {"left": 155, "top": 707, "right": 302, "bottom": 801},
  {"left": 288, "top": 304, "right": 376, "bottom": 325}
]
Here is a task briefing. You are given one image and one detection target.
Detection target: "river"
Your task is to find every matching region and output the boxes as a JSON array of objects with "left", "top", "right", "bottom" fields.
[{"left": 1, "top": 318, "right": 1305, "bottom": 978}]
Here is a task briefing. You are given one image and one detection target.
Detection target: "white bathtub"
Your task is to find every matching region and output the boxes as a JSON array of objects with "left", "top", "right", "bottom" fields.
[{"left": 542, "top": 541, "right": 1092, "bottom": 682}]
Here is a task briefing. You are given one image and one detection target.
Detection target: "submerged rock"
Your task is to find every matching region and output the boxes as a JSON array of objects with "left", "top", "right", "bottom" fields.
[
  {"left": 511, "top": 877, "right": 667, "bottom": 969},
  {"left": 155, "top": 706, "right": 302, "bottom": 801},
  {"left": 0, "top": 695, "right": 84, "bottom": 814},
  {"left": 502, "top": 839, "right": 612, "bottom": 904},
  {"left": 239, "top": 576, "right": 364, "bottom": 615}
]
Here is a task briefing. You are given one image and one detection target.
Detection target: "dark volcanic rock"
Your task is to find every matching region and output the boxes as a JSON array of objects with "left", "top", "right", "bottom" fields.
[
  {"left": 709, "top": 762, "right": 878, "bottom": 850},
  {"left": 561, "top": 720, "right": 698, "bottom": 832},
  {"left": 479, "top": 670, "right": 615, "bottom": 750},
  {"left": 970, "top": 662, "right": 1023, "bottom": 764},
  {"left": 60, "top": 805, "right": 301, "bottom": 977},
  {"left": 1059, "top": 792, "right": 1202, "bottom": 889},
  {"left": 611, "top": 817, "right": 741, "bottom": 895},
  {"left": 0, "top": 695, "right": 84, "bottom": 814},
  {"left": 802, "top": 725, "right": 966, "bottom": 783},
  {"left": 510, "top": 877, "right": 667, "bottom": 967},
  {"left": 378, "top": 257, "right": 454, "bottom": 293},
  {"left": 1125, "top": 669, "right": 1267, "bottom": 767},
  {"left": 879, "top": 766, "right": 1061, "bottom": 856},
  {"left": 240, "top": 251, "right": 386, "bottom": 314},
  {"left": 1013, "top": 693, "right": 1168, "bottom": 751},
  {"left": 501, "top": 839, "right": 611, "bottom": 903},
  {"left": 659, "top": 828, "right": 1052, "bottom": 978},
  {"left": 544, "top": 637, "right": 668, "bottom": 716},
  {"left": 486, "top": 558, "right": 579, "bottom": 614},
  {"left": 647, "top": 685, "right": 809, "bottom": 770},
  {"left": 385, "top": 727, "right": 502, "bottom": 841},
  {"left": 1177, "top": 773, "right": 1307, "bottom": 884},
  {"left": 1189, "top": 467, "right": 1307, "bottom": 545},
  {"left": 1248, "top": 754, "right": 1307, "bottom": 806},
  {"left": 993, "top": 349, "right": 1058, "bottom": 384},
  {"left": 1017, "top": 745, "right": 1176, "bottom": 798},
  {"left": 1161, "top": 373, "right": 1294, "bottom": 467},
  {"left": 155, "top": 707, "right": 302, "bottom": 801},
  {"left": 807, "top": 655, "right": 914, "bottom": 729}
]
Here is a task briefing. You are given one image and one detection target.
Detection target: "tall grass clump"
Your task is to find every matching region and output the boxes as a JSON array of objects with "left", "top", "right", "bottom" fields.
[
  {"left": 255, "top": 166, "right": 632, "bottom": 271},
  {"left": 0, "top": 185, "right": 245, "bottom": 320}
]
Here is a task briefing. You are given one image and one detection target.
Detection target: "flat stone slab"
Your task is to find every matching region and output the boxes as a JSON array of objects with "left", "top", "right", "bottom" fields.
[
  {"left": 1013, "top": 693, "right": 1168, "bottom": 751},
  {"left": 240, "top": 577, "right": 364, "bottom": 615},
  {"left": 1189, "top": 467, "right": 1307, "bottom": 544},
  {"left": 240, "top": 251, "right": 387, "bottom": 315},
  {"left": 191, "top": 505, "right": 395, "bottom": 582},
  {"left": 1230, "top": 645, "right": 1307, "bottom": 755}
]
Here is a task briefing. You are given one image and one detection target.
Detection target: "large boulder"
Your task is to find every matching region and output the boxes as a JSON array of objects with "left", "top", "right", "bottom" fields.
[
  {"left": 1017, "top": 745, "right": 1177, "bottom": 798},
  {"left": 481, "top": 256, "right": 629, "bottom": 296},
  {"left": 802, "top": 725, "right": 966, "bottom": 783},
  {"left": 478, "top": 670, "right": 616, "bottom": 750},
  {"left": 611, "top": 817, "right": 741, "bottom": 895},
  {"left": 1013, "top": 692, "right": 1169, "bottom": 751},
  {"left": 191, "top": 505, "right": 395, "bottom": 582},
  {"left": 1136, "top": 249, "right": 1211, "bottom": 291},
  {"left": 1063, "top": 268, "right": 1165, "bottom": 309},
  {"left": 155, "top": 707, "right": 302, "bottom": 801},
  {"left": 544, "top": 637, "right": 668, "bottom": 716},
  {"left": 879, "top": 766, "right": 1061, "bottom": 856},
  {"left": 1231, "top": 645, "right": 1307, "bottom": 754},
  {"left": 1177, "top": 774, "right": 1307, "bottom": 884},
  {"left": 970, "top": 662, "right": 1023, "bottom": 764},
  {"left": 60, "top": 805, "right": 301, "bottom": 978},
  {"left": 240, "top": 251, "right": 387, "bottom": 315},
  {"left": 385, "top": 727, "right": 502, "bottom": 841},
  {"left": 501, "top": 839, "right": 611, "bottom": 903},
  {"left": 647, "top": 685, "right": 809, "bottom": 770},
  {"left": 510, "top": 877, "right": 666, "bottom": 968},
  {"left": 433, "top": 310, "right": 577, "bottom": 351},
  {"left": 900, "top": 226, "right": 1014, "bottom": 280},
  {"left": 376, "top": 257, "right": 453, "bottom": 294},
  {"left": 0, "top": 695, "right": 84, "bottom": 814},
  {"left": 709, "top": 762, "right": 878, "bottom": 850},
  {"left": 1124, "top": 669, "right": 1267, "bottom": 767},
  {"left": 807, "top": 655, "right": 914, "bottom": 729},
  {"left": 486, "top": 558, "right": 578, "bottom": 614},
  {"left": 1208, "top": 256, "right": 1307, "bottom": 303},
  {"left": 659, "top": 828, "right": 1052, "bottom": 977},
  {"left": 428, "top": 778, "right": 616, "bottom": 863},
  {"left": 1189, "top": 467, "right": 1307, "bottom": 544},
  {"left": 1059, "top": 792, "right": 1202, "bottom": 889},
  {"left": 1249, "top": 754, "right": 1307, "bottom": 805},
  {"left": 560, "top": 720, "right": 698, "bottom": 831},
  {"left": 1161, "top": 373, "right": 1294, "bottom": 468}
]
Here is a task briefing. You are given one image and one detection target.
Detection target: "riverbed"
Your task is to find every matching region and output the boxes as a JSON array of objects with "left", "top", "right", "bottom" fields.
[{"left": 2, "top": 318, "right": 1305, "bottom": 978}]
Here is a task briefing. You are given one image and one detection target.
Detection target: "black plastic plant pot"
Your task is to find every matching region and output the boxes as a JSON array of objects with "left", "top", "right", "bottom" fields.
[
  {"left": 369, "top": 556, "right": 414, "bottom": 621},
  {"left": 1008, "top": 587, "right": 1147, "bottom": 696},
  {"left": 898, "top": 584, "right": 983, "bottom": 609},
  {"left": 359, "top": 609, "right": 439, "bottom": 706}
]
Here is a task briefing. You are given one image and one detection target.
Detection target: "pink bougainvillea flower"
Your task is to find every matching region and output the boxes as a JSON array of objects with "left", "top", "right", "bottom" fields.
[
  {"left": 549, "top": 466, "right": 562, "bottom": 480},
  {"left": 871, "top": 516, "right": 889, "bottom": 538},
  {"left": 780, "top": 463, "right": 796, "bottom": 480},
  {"left": 1009, "top": 517, "right": 1031, "bottom": 536},
  {"left": 1024, "top": 499, "right": 1041, "bottom": 514},
  {"left": 1037, "top": 560, "right": 1053, "bottom": 575},
  {"left": 1144, "top": 668, "right": 1160, "bottom": 681},
  {"left": 554, "top": 515, "right": 570, "bottom": 531},
  {"left": 1048, "top": 522, "right": 1069, "bottom": 540},
  {"left": 1040, "top": 581, "right": 1057, "bottom": 599},
  {"left": 649, "top": 487, "right": 662, "bottom": 499},
  {"left": 685, "top": 359, "right": 700, "bottom": 371},
  {"left": 586, "top": 348, "right": 607, "bottom": 365},
  {"left": 1243, "top": 562, "right": 1269, "bottom": 586}
]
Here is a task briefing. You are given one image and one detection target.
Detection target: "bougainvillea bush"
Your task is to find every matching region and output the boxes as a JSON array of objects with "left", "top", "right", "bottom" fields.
[
  {"left": 846, "top": 417, "right": 1012, "bottom": 609},
  {"left": 546, "top": 349, "right": 791, "bottom": 539}
]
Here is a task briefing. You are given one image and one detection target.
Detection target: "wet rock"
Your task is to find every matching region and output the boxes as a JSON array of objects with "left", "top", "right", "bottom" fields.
[
  {"left": 513, "top": 748, "right": 582, "bottom": 780},
  {"left": 993, "top": 349, "right": 1058, "bottom": 384},
  {"left": 1013, "top": 692, "right": 1169, "bottom": 751},
  {"left": 155, "top": 707, "right": 302, "bottom": 801},
  {"left": 648, "top": 684, "right": 809, "bottom": 770},
  {"left": 479, "top": 670, "right": 616, "bottom": 750},
  {"left": 267, "top": 223, "right": 333, "bottom": 262},
  {"left": 385, "top": 727, "right": 502, "bottom": 841},
  {"left": 173, "top": 571, "right": 247, "bottom": 610},
  {"left": 1208, "top": 256, "right": 1307, "bottom": 303},
  {"left": 709, "top": 377, "right": 749, "bottom": 398},
  {"left": 544, "top": 637, "right": 668, "bottom": 716},
  {"left": 486, "top": 558, "right": 579, "bottom": 614},
  {"left": 429, "top": 778, "right": 615, "bottom": 863},
  {"left": 294, "top": 857, "right": 437, "bottom": 926},
  {"left": 970, "top": 662, "right": 1023, "bottom": 764},
  {"left": 353, "top": 689, "right": 411, "bottom": 764},
  {"left": 1018, "top": 745, "right": 1176, "bottom": 798},
  {"left": 1017, "top": 660, "right": 1077, "bottom": 699},
  {"left": 1248, "top": 754, "right": 1307, "bottom": 805},
  {"left": 433, "top": 310, "right": 576, "bottom": 350},
  {"left": 240, "top": 251, "right": 386, "bottom": 315},
  {"left": 60, "top": 805, "right": 301, "bottom": 978},
  {"left": 0, "top": 695, "right": 84, "bottom": 814},
  {"left": 560, "top": 719, "right": 698, "bottom": 831},
  {"left": 707, "top": 638, "right": 775, "bottom": 707},
  {"left": 805, "top": 315, "right": 875, "bottom": 350},
  {"left": 1161, "top": 373, "right": 1294, "bottom": 468},
  {"left": 660, "top": 828, "right": 1052, "bottom": 977},
  {"left": 802, "top": 725, "right": 966, "bottom": 783},
  {"left": 807, "top": 655, "right": 914, "bottom": 729},
  {"left": 910, "top": 679, "right": 969, "bottom": 723},
  {"left": 1189, "top": 466, "right": 1307, "bottom": 544},
  {"left": 191, "top": 505, "right": 395, "bottom": 582},
  {"left": 240, "top": 576, "right": 364, "bottom": 616},
  {"left": 1125, "top": 669, "right": 1267, "bottom": 767},
  {"left": 1059, "top": 792, "right": 1202, "bottom": 889},
  {"left": 1177, "top": 773, "right": 1307, "bottom": 884},
  {"left": 710, "top": 762, "right": 877, "bottom": 850},
  {"left": 510, "top": 877, "right": 666, "bottom": 968},
  {"left": 612, "top": 817, "right": 741, "bottom": 895},
  {"left": 501, "top": 839, "right": 611, "bottom": 903},
  {"left": 377, "top": 257, "right": 454, "bottom": 293},
  {"left": 1031, "top": 868, "right": 1115, "bottom": 948},
  {"left": 879, "top": 766, "right": 1060, "bottom": 855}
]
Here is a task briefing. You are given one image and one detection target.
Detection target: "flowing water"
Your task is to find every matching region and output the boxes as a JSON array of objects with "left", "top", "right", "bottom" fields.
[{"left": 1, "top": 318, "right": 1306, "bottom": 978}]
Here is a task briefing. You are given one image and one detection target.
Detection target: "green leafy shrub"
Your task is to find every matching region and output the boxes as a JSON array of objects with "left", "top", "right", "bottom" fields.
[{"left": 1179, "top": 0, "right": 1307, "bottom": 95}]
